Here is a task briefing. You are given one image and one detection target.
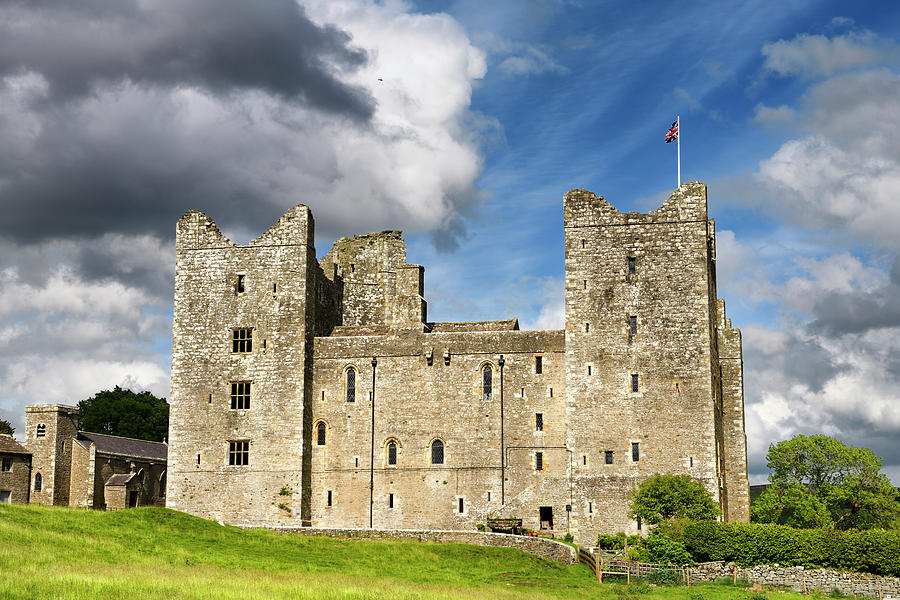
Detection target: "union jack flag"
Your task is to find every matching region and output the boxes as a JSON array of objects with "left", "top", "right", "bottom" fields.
[{"left": 665, "top": 120, "right": 678, "bottom": 143}]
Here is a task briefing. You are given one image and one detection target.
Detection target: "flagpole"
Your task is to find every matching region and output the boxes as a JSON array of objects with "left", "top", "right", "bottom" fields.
[{"left": 677, "top": 115, "right": 681, "bottom": 188}]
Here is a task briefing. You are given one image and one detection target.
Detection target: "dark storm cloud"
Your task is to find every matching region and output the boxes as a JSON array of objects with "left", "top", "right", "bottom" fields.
[
  {"left": 0, "top": 0, "right": 372, "bottom": 118},
  {"left": 808, "top": 256, "right": 900, "bottom": 335},
  {"left": 744, "top": 332, "right": 846, "bottom": 394}
]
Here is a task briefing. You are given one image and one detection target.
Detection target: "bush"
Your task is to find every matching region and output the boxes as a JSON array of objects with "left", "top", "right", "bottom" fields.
[
  {"left": 671, "top": 521, "right": 900, "bottom": 576},
  {"left": 634, "top": 533, "right": 693, "bottom": 566},
  {"left": 563, "top": 532, "right": 574, "bottom": 544},
  {"left": 647, "top": 569, "right": 679, "bottom": 585},
  {"left": 597, "top": 533, "right": 626, "bottom": 550}
]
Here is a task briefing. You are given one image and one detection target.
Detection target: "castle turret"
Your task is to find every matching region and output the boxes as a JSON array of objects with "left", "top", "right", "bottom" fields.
[{"left": 25, "top": 404, "right": 78, "bottom": 506}]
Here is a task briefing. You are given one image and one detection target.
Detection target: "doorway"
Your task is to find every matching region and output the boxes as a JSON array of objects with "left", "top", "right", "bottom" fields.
[
  {"left": 128, "top": 490, "right": 139, "bottom": 508},
  {"left": 539, "top": 506, "right": 553, "bottom": 530}
]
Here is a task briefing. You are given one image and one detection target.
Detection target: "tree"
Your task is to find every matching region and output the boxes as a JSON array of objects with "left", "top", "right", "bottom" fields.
[
  {"left": 628, "top": 473, "right": 719, "bottom": 526},
  {"left": 77, "top": 386, "right": 169, "bottom": 442},
  {"left": 0, "top": 419, "right": 13, "bottom": 436},
  {"left": 751, "top": 434, "right": 899, "bottom": 530}
]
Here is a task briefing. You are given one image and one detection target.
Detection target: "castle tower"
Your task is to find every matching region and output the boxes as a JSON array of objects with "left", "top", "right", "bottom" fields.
[
  {"left": 563, "top": 183, "right": 747, "bottom": 536},
  {"left": 24, "top": 404, "right": 78, "bottom": 506},
  {"left": 167, "top": 205, "right": 324, "bottom": 523}
]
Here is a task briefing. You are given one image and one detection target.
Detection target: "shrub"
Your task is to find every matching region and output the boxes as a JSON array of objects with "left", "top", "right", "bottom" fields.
[
  {"left": 597, "top": 533, "right": 626, "bottom": 550},
  {"left": 563, "top": 532, "right": 574, "bottom": 544},
  {"left": 647, "top": 569, "right": 679, "bottom": 585},
  {"left": 671, "top": 521, "right": 900, "bottom": 576},
  {"left": 634, "top": 533, "right": 693, "bottom": 565}
]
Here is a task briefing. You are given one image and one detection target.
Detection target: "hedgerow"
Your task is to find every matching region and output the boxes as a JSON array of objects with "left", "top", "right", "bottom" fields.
[{"left": 668, "top": 521, "right": 900, "bottom": 576}]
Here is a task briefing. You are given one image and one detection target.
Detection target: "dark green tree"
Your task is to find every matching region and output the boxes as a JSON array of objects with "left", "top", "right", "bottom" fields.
[
  {"left": 77, "top": 386, "right": 169, "bottom": 442},
  {"left": 628, "top": 473, "right": 719, "bottom": 526},
  {"left": 0, "top": 419, "right": 14, "bottom": 436},
  {"left": 751, "top": 434, "right": 898, "bottom": 530}
]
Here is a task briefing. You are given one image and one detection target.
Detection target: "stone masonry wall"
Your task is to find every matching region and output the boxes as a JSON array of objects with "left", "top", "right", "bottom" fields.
[
  {"left": 68, "top": 440, "right": 94, "bottom": 508},
  {"left": 717, "top": 301, "right": 750, "bottom": 522},
  {"left": 0, "top": 448, "right": 31, "bottom": 505},
  {"left": 693, "top": 561, "right": 900, "bottom": 598},
  {"left": 246, "top": 526, "right": 576, "bottom": 565},
  {"left": 25, "top": 404, "right": 78, "bottom": 506},
  {"left": 168, "top": 206, "right": 316, "bottom": 523}
]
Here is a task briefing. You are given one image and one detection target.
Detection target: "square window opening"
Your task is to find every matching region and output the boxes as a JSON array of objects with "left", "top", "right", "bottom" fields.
[
  {"left": 631, "top": 374, "right": 639, "bottom": 393},
  {"left": 535, "top": 355, "right": 542, "bottom": 374},
  {"left": 628, "top": 256, "right": 636, "bottom": 275},
  {"left": 605, "top": 450, "right": 613, "bottom": 464},
  {"left": 630, "top": 316, "right": 637, "bottom": 335},
  {"left": 231, "top": 381, "right": 251, "bottom": 410},
  {"left": 632, "top": 442, "right": 640, "bottom": 462},
  {"left": 232, "top": 328, "right": 253, "bottom": 353},
  {"left": 228, "top": 441, "right": 249, "bottom": 466}
]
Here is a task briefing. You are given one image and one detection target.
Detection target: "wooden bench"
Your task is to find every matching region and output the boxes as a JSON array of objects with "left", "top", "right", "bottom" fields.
[{"left": 486, "top": 518, "right": 523, "bottom": 535}]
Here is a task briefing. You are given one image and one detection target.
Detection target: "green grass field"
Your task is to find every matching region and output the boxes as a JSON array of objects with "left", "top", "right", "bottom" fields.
[{"left": 0, "top": 503, "right": 833, "bottom": 599}]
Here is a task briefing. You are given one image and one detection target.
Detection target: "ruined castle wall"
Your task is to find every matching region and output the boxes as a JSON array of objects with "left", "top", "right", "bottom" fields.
[
  {"left": 168, "top": 206, "right": 317, "bottom": 523},
  {"left": 719, "top": 322, "right": 749, "bottom": 522},
  {"left": 563, "top": 183, "right": 721, "bottom": 544},
  {"left": 303, "top": 329, "right": 566, "bottom": 532}
]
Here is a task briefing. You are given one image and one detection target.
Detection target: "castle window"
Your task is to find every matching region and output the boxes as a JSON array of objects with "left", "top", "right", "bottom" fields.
[
  {"left": 327, "top": 490, "right": 332, "bottom": 507},
  {"left": 482, "top": 365, "right": 492, "bottom": 402},
  {"left": 583, "top": 455, "right": 587, "bottom": 466},
  {"left": 230, "top": 381, "right": 251, "bottom": 410},
  {"left": 690, "top": 456, "right": 694, "bottom": 468},
  {"left": 631, "top": 374, "right": 639, "bottom": 393},
  {"left": 235, "top": 274, "right": 245, "bottom": 294},
  {"left": 197, "top": 454, "right": 201, "bottom": 465},
  {"left": 535, "top": 413, "right": 543, "bottom": 432},
  {"left": 316, "top": 422, "right": 326, "bottom": 446},
  {"left": 431, "top": 440, "right": 444, "bottom": 465},
  {"left": 535, "top": 355, "right": 542, "bottom": 374},
  {"left": 458, "top": 497, "right": 464, "bottom": 513},
  {"left": 388, "top": 442, "right": 397, "bottom": 465},
  {"left": 630, "top": 316, "right": 637, "bottom": 335},
  {"left": 232, "top": 328, "right": 253, "bottom": 353},
  {"left": 228, "top": 441, "right": 249, "bottom": 466},
  {"left": 583, "top": 280, "right": 587, "bottom": 289},
  {"left": 637, "top": 517, "right": 642, "bottom": 531},
  {"left": 587, "top": 365, "right": 592, "bottom": 376},
  {"left": 589, "top": 501, "right": 593, "bottom": 514},
  {"left": 36, "top": 424, "right": 46, "bottom": 438},
  {"left": 581, "top": 239, "right": 585, "bottom": 249},
  {"left": 272, "top": 282, "right": 277, "bottom": 293},
  {"left": 632, "top": 442, "right": 640, "bottom": 462},
  {"left": 628, "top": 256, "right": 636, "bottom": 275},
  {"left": 585, "top": 323, "right": 590, "bottom": 333},
  {"left": 389, "top": 493, "right": 394, "bottom": 508},
  {"left": 34, "top": 473, "right": 42, "bottom": 491},
  {"left": 535, "top": 452, "right": 543, "bottom": 471},
  {"left": 605, "top": 450, "right": 613, "bottom": 464},
  {"left": 1, "top": 457, "right": 11, "bottom": 472},
  {"left": 346, "top": 368, "right": 356, "bottom": 403}
]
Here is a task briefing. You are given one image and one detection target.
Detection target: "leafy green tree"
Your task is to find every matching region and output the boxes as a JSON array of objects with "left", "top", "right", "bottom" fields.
[
  {"left": 77, "top": 386, "right": 169, "bottom": 442},
  {"left": 752, "top": 434, "right": 899, "bottom": 530},
  {"left": 628, "top": 473, "right": 719, "bottom": 526},
  {"left": 0, "top": 419, "right": 14, "bottom": 435}
]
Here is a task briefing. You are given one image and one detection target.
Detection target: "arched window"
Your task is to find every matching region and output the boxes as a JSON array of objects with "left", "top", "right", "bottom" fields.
[
  {"left": 482, "top": 365, "right": 492, "bottom": 402},
  {"left": 316, "top": 422, "right": 326, "bottom": 446},
  {"left": 431, "top": 440, "right": 444, "bottom": 465},
  {"left": 388, "top": 442, "right": 397, "bottom": 465},
  {"left": 34, "top": 472, "right": 42, "bottom": 492},
  {"left": 36, "top": 423, "right": 46, "bottom": 438},
  {"left": 346, "top": 368, "right": 356, "bottom": 403}
]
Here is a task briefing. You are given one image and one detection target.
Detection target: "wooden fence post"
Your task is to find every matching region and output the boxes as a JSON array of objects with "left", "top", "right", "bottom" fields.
[
  {"left": 803, "top": 572, "right": 807, "bottom": 594},
  {"left": 734, "top": 563, "right": 737, "bottom": 585}
]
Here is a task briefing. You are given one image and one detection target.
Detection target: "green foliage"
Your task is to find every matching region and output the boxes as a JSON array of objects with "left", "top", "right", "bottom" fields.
[
  {"left": 563, "top": 532, "right": 574, "bottom": 543},
  {"left": 0, "top": 418, "right": 14, "bottom": 435},
  {"left": 633, "top": 533, "right": 693, "bottom": 566},
  {"left": 77, "top": 386, "right": 168, "bottom": 442},
  {"left": 671, "top": 520, "right": 900, "bottom": 576},
  {"left": 597, "top": 532, "right": 627, "bottom": 550},
  {"left": 278, "top": 486, "right": 292, "bottom": 496},
  {"left": 628, "top": 473, "right": 719, "bottom": 526},
  {"left": 754, "top": 434, "right": 899, "bottom": 530},
  {"left": 646, "top": 569, "right": 679, "bottom": 585}
]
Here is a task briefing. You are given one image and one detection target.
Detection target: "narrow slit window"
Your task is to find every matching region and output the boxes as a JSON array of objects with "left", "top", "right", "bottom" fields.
[
  {"left": 388, "top": 442, "right": 397, "bottom": 465},
  {"left": 482, "top": 365, "right": 492, "bottom": 402},
  {"left": 628, "top": 256, "right": 636, "bottom": 275},
  {"left": 581, "top": 239, "right": 585, "bottom": 248},
  {"left": 535, "top": 356, "right": 542, "bottom": 374},
  {"left": 346, "top": 368, "right": 356, "bottom": 403},
  {"left": 605, "top": 450, "right": 613, "bottom": 464},
  {"left": 230, "top": 381, "right": 251, "bottom": 410},
  {"left": 235, "top": 274, "right": 245, "bottom": 294},
  {"left": 208, "top": 393, "right": 212, "bottom": 404},
  {"left": 535, "top": 452, "right": 543, "bottom": 471},
  {"left": 487, "top": 491, "right": 491, "bottom": 502},
  {"left": 34, "top": 473, "right": 42, "bottom": 491},
  {"left": 316, "top": 422, "right": 326, "bottom": 446},
  {"left": 355, "top": 457, "right": 359, "bottom": 468},
  {"left": 549, "top": 387, "right": 553, "bottom": 398},
  {"left": 583, "top": 455, "right": 587, "bottom": 466},
  {"left": 272, "top": 282, "right": 278, "bottom": 293},
  {"left": 232, "top": 328, "right": 252, "bottom": 353},
  {"left": 458, "top": 497, "right": 464, "bottom": 513},
  {"left": 632, "top": 442, "right": 640, "bottom": 462},
  {"left": 585, "top": 323, "right": 590, "bottom": 333},
  {"left": 389, "top": 493, "right": 394, "bottom": 508},
  {"left": 228, "top": 441, "right": 249, "bottom": 466},
  {"left": 630, "top": 316, "right": 637, "bottom": 335},
  {"left": 589, "top": 502, "right": 593, "bottom": 514},
  {"left": 587, "top": 365, "right": 592, "bottom": 376},
  {"left": 327, "top": 490, "right": 332, "bottom": 507},
  {"left": 637, "top": 517, "right": 642, "bottom": 530},
  {"left": 583, "top": 280, "right": 587, "bottom": 289},
  {"left": 535, "top": 413, "right": 543, "bottom": 432},
  {"left": 431, "top": 440, "right": 444, "bottom": 464},
  {"left": 690, "top": 456, "right": 694, "bottom": 467},
  {"left": 631, "top": 374, "right": 639, "bottom": 393},
  {"left": 196, "top": 454, "right": 201, "bottom": 465}
]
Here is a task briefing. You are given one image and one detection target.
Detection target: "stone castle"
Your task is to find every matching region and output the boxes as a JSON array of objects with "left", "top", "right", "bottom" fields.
[{"left": 167, "top": 182, "right": 749, "bottom": 544}]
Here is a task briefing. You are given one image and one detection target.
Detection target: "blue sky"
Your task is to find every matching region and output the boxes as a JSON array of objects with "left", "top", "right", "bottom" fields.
[{"left": 1, "top": 0, "right": 898, "bottom": 485}]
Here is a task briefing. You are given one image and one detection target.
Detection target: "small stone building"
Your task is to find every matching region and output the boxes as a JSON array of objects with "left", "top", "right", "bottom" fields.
[
  {"left": 25, "top": 404, "right": 167, "bottom": 509},
  {"left": 0, "top": 434, "right": 32, "bottom": 504},
  {"left": 168, "top": 182, "right": 750, "bottom": 544}
]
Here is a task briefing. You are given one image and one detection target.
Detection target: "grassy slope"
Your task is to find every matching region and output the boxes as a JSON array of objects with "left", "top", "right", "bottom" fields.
[{"left": 0, "top": 504, "right": 822, "bottom": 600}]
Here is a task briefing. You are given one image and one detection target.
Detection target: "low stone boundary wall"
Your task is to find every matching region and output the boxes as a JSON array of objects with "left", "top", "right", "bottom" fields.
[
  {"left": 242, "top": 525, "right": 576, "bottom": 565},
  {"left": 692, "top": 561, "right": 900, "bottom": 598}
]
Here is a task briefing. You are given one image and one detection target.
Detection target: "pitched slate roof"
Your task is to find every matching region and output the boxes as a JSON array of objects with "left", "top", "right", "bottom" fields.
[
  {"left": 77, "top": 432, "right": 167, "bottom": 461},
  {"left": 0, "top": 434, "right": 31, "bottom": 455},
  {"left": 105, "top": 473, "right": 135, "bottom": 486}
]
